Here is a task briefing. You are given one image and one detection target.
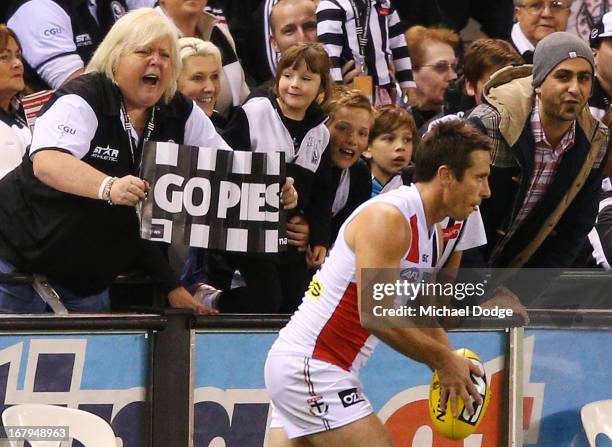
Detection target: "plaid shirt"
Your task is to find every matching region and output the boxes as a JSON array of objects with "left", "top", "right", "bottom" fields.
[
  {"left": 514, "top": 97, "right": 576, "bottom": 227},
  {"left": 490, "top": 97, "right": 576, "bottom": 262}
]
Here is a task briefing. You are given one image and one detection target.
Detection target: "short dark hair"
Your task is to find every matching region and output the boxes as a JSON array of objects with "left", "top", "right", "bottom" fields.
[
  {"left": 0, "top": 25, "right": 21, "bottom": 53},
  {"left": 324, "top": 87, "right": 373, "bottom": 120},
  {"left": 463, "top": 39, "right": 523, "bottom": 88},
  {"left": 414, "top": 120, "right": 492, "bottom": 182},
  {"left": 270, "top": 0, "right": 315, "bottom": 35},
  {"left": 370, "top": 105, "right": 416, "bottom": 142},
  {"left": 274, "top": 42, "right": 332, "bottom": 105}
]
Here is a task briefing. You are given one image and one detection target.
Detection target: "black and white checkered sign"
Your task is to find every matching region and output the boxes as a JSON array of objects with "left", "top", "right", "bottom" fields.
[{"left": 139, "top": 141, "right": 287, "bottom": 253}]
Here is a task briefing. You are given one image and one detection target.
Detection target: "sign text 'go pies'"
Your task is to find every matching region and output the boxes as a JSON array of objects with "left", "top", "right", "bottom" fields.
[{"left": 139, "top": 141, "right": 287, "bottom": 253}]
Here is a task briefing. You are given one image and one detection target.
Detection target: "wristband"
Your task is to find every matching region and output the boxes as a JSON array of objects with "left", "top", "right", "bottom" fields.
[
  {"left": 97, "top": 176, "right": 112, "bottom": 200},
  {"left": 102, "top": 177, "right": 118, "bottom": 205}
]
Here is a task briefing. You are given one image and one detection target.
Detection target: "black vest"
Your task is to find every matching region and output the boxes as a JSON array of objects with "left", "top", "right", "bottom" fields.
[{"left": 0, "top": 73, "right": 193, "bottom": 293}]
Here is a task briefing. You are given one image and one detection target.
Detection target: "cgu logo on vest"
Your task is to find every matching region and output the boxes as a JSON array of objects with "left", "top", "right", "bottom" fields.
[
  {"left": 57, "top": 124, "right": 76, "bottom": 135},
  {"left": 43, "top": 26, "right": 63, "bottom": 37}
]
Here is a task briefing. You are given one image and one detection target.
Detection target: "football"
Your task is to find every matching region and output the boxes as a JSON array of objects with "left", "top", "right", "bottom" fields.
[{"left": 428, "top": 348, "right": 490, "bottom": 440}]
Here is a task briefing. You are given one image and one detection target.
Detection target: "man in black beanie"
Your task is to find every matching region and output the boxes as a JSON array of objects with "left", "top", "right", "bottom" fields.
[{"left": 468, "top": 31, "right": 609, "bottom": 305}]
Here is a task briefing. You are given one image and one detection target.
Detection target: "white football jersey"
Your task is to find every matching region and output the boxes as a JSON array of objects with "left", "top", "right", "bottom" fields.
[{"left": 269, "top": 185, "right": 436, "bottom": 373}]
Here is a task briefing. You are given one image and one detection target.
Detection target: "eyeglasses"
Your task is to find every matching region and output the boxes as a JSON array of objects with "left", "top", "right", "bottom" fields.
[
  {"left": 516, "top": 1, "right": 571, "bottom": 14},
  {"left": 416, "top": 60, "right": 458, "bottom": 74}
]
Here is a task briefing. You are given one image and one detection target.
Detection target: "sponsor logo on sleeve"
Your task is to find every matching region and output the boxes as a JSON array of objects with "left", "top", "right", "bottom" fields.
[
  {"left": 306, "top": 276, "right": 323, "bottom": 301},
  {"left": 43, "top": 26, "right": 63, "bottom": 37},
  {"left": 57, "top": 124, "right": 76, "bottom": 135}
]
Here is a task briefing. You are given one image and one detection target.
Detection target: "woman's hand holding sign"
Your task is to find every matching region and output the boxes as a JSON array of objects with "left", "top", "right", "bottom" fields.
[{"left": 109, "top": 176, "right": 150, "bottom": 206}]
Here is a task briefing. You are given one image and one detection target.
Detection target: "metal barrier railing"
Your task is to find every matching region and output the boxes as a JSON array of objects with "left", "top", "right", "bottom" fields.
[{"left": 0, "top": 270, "right": 610, "bottom": 447}]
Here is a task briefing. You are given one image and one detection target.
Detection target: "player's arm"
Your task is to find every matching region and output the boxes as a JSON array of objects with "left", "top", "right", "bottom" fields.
[
  {"left": 347, "top": 202, "right": 451, "bottom": 362},
  {"left": 346, "top": 203, "right": 482, "bottom": 416},
  {"left": 445, "top": 251, "right": 463, "bottom": 269}
]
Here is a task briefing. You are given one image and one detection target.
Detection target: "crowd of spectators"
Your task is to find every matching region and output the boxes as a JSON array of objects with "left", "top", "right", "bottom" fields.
[{"left": 0, "top": 0, "right": 610, "bottom": 314}]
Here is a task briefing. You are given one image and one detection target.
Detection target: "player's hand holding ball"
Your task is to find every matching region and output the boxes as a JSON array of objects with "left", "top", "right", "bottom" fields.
[{"left": 429, "top": 348, "right": 490, "bottom": 440}]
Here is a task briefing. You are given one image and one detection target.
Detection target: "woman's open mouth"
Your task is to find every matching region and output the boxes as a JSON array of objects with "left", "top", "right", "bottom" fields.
[{"left": 142, "top": 74, "right": 160, "bottom": 87}]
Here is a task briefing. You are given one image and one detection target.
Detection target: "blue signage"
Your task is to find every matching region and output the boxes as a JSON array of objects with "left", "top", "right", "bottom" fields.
[
  {"left": 0, "top": 334, "right": 149, "bottom": 446},
  {"left": 194, "top": 330, "right": 611, "bottom": 447},
  {"left": 194, "top": 332, "right": 507, "bottom": 446},
  {"left": 524, "top": 330, "right": 612, "bottom": 447}
]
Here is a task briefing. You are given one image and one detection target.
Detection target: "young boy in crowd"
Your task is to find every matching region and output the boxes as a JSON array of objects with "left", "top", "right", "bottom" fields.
[
  {"left": 366, "top": 107, "right": 486, "bottom": 268},
  {"left": 462, "top": 38, "right": 524, "bottom": 110},
  {"left": 279, "top": 88, "right": 374, "bottom": 271},
  {"left": 324, "top": 88, "right": 374, "bottom": 244},
  {"left": 364, "top": 105, "right": 415, "bottom": 197}
]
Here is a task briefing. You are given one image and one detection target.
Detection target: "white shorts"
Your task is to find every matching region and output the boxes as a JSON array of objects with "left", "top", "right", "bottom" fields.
[{"left": 264, "top": 354, "right": 374, "bottom": 439}]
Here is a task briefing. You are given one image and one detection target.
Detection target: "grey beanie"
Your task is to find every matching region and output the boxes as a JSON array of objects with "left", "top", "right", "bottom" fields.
[{"left": 532, "top": 32, "right": 595, "bottom": 88}]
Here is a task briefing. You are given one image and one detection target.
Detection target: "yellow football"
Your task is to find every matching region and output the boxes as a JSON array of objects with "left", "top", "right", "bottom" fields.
[{"left": 428, "top": 348, "right": 491, "bottom": 440}]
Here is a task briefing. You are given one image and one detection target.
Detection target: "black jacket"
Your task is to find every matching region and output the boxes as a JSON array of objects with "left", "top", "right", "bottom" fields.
[
  {"left": 330, "top": 159, "right": 371, "bottom": 242},
  {"left": 479, "top": 120, "right": 607, "bottom": 269}
]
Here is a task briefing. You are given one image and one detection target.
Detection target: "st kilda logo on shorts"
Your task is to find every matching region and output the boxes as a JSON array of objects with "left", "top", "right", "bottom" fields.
[
  {"left": 338, "top": 388, "right": 365, "bottom": 408},
  {"left": 307, "top": 395, "right": 329, "bottom": 417}
]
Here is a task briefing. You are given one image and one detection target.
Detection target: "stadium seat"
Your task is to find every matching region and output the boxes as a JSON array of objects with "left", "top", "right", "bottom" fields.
[
  {"left": 1, "top": 403, "right": 118, "bottom": 447},
  {"left": 582, "top": 399, "right": 612, "bottom": 447}
]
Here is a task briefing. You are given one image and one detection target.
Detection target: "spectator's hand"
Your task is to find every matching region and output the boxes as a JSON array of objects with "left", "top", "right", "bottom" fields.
[
  {"left": 110, "top": 175, "right": 150, "bottom": 206},
  {"left": 193, "top": 283, "right": 221, "bottom": 309},
  {"left": 341, "top": 60, "right": 363, "bottom": 84},
  {"left": 306, "top": 245, "right": 327, "bottom": 269},
  {"left": 402, "top": 87, "right": 418, "bottom": 107},
  {"left": 281, "top": 177, "right": 298, "bottom": 210},
  {"left": 287, "top": 215, "right": 310, "bottom": 251},
  {"left": 437, "top": 350, "right": 484, "bottom": 418},
  {"left": 168, "top": 286, "right": 219, "bottom": 315},
  {"left": 483, "top": 286, "right": 529, "bottom": 325}
]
